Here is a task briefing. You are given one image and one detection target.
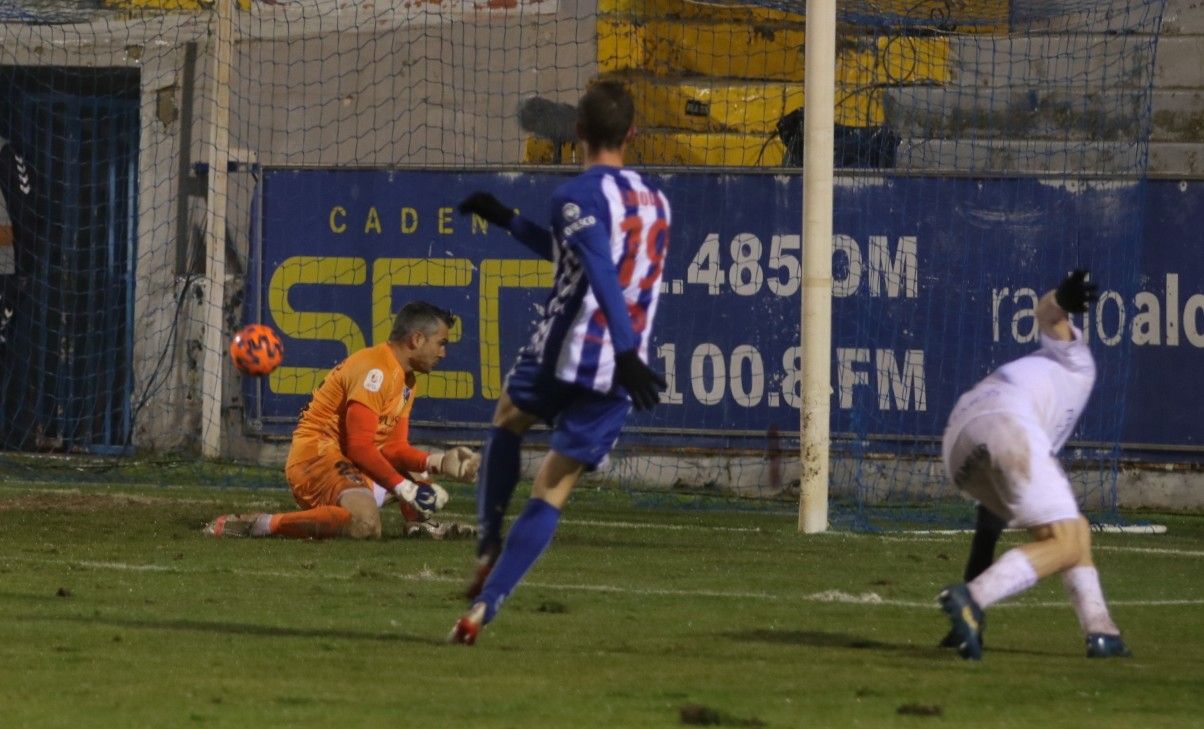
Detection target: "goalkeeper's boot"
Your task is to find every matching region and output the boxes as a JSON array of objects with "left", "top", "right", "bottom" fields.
[
  {"left": 938, "top": 583, "right": 985, "bottom": 660},
  {"left": 1086, "top": 633, "right": 1132, "bottom": 658},
  {"left": 446, "top": 521, "right": 480, "bottom": 540},
  {"left": 447, "top": 602, "right": 487, "bottom": 646},
  {"left": 465, "top": 541, "right": 500, "bottom": 601},
  {"left": 203, "top": 513, "right": 263, "bottom": 538},
  {"left": 405, "top": 519, "right": 479, "bottom": 540}
]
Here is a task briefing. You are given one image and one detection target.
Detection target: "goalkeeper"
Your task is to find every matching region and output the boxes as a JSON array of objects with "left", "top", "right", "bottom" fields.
[
  {"left": 205, "top": 301, "right": 479, "bottom": 540},
  {"left": 938, "top": 270, "right": 1131, "bottom": 660}
]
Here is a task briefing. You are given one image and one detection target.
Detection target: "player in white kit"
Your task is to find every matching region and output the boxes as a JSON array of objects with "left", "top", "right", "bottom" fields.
[
  {"left": 938, "top": 270, "right": 1131, "bottom": 660},
  {"left": 448, "top": 80, "right": 670, "bottom": 644}
]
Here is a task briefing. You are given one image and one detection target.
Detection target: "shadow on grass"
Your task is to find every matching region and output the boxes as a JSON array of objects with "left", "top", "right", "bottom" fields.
[
  {"left": 24, "top": 612, "right": 444, "bottom": 645},
  {"left": 0, "top": 590, "right": 70, "bottom": 604},
  {"left": 726, "top": 628, "right": 1062, "bottom": 659},
  {"left": 726, "top": 628, "right": 922, "bottom": 653}
]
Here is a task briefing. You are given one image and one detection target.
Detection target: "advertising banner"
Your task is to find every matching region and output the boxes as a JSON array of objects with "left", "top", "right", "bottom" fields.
[{"left": 250, "top": 169, "right": 1203, "bottom": 454}]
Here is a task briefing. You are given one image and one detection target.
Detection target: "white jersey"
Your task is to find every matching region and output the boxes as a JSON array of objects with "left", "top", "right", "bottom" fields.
[{"left": 943, "top": 324, "right": 1096, "bottom": 462}]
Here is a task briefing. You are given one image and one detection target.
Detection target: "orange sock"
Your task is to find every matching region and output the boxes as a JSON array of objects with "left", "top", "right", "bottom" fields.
[{"left": 269, "top": 506, "right": 351, "bottom": 539}]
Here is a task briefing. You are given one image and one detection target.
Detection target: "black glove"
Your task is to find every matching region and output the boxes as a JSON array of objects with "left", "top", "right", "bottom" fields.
[
  {"left": 614, "top": 350, "right": 667, "bottom": 412},
  {"left": 1054, "top": 269, "right": 1098, "bottom": 313},
  {"left": 457, "top": 192, "right": 515, "bottom": 228}
]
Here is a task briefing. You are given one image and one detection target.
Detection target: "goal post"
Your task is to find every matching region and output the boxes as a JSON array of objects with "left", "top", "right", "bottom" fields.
[
  {"left": 200, "top": 0, "right": 236, "bottom": 459},
  {"left": 800, "top": 0, "right": 836, "bottom": 533}
]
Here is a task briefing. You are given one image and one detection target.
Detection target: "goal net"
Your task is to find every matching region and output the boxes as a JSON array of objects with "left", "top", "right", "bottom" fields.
[{"left": 0, "top": 0, "right": 1169, "bottom": 528}]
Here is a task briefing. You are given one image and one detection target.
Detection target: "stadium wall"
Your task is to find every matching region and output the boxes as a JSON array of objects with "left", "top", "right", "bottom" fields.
[{"left": 226, "top": 168, "right": 1204, "bottom": 510}]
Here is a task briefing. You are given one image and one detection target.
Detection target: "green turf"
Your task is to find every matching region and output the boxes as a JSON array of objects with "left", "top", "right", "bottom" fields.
[{"left": 0, "top": 480, "right": 1201, "bottom": 728}]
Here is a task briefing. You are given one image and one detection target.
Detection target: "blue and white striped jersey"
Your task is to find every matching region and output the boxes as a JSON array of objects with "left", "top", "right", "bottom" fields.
[{"left": 522, "top": 165, "right": 671, "bottom": 394}]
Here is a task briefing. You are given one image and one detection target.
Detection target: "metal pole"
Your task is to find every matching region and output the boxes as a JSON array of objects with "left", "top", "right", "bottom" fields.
[{"left": 799, "top": 0, "right": 835, "bottom": 533}]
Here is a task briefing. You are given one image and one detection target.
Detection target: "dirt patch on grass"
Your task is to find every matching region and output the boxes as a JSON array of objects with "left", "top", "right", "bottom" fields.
[
  {"left": 679, "top": 704, "right": 765, "bottom": 727},
  {"left": 0, "top": 489, "right": 176, "bottom": 513}
]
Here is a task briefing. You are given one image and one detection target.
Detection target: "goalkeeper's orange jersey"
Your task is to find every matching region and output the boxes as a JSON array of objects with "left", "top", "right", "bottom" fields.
[{"left": 291, "top": 343, "right": 418, "bottom": 455}]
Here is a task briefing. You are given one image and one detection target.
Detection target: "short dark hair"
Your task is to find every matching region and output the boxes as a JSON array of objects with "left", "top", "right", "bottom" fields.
[
  {"left": 577, "top": 80, "right": 634, "bottom": 151},
  {"left": 389, "top": 301, "right": 456, "bottom": 342}
]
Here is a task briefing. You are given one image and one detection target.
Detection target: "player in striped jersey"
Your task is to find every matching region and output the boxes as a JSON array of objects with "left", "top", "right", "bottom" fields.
[{"left": 448, "top": 80, "right": 670, "bottom": 644}]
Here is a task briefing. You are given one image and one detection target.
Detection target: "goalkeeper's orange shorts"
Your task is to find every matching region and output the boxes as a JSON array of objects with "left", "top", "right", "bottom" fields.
[{"left": 285, "top": 439, "right": 371, "bottom": 510}]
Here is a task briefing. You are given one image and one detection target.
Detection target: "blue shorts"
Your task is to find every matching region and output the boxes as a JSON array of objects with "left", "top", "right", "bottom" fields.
[{"left": 504, "top": 355, "right": 631, "bottom": 469}]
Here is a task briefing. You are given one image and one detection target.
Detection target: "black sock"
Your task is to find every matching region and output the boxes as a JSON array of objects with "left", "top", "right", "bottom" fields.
[{"left": 964, "top": 504, "right": 1006, "bottom": 582}]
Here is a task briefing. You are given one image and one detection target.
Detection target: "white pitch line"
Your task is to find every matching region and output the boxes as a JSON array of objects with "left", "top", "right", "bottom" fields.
[
  {"left": 558, "top": 518, "right": 764, "bottom": 533},
  {"left": 869, "top": 535, "right": 1204, "bottom": 559},
  {"left": 5, "top": 556, "right": 1203, "bottom": 610},
  {"left": 1095, "top": 545, "right": 1204, "bottom": 558},
  {"left": 902, "top": 525, "right": 1169, "bottom": 535}
]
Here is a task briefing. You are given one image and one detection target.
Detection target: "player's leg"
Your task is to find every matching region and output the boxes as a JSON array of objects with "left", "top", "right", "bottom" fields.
[
  {"left": 939, "top": 416, "right": 1047, "bottom": 659},
  {"left": 469, "top": 356, "right": 552, "bottom": 597},
  {"left": 949, "top": 517, "right": 1067, "bottom": 618},
  {"left": 965, "top": 503, "right": 1007, "bottom": 582},
  {"left": 451, "top": 391, "right": 629, "bottom": 645},
  {"left": 206, "top": 455, "right": 370, "bottom": 539},
  {"left": 1054, "top": 517, "right": 1129, "bottom": 656},
  {"left": 943, "top": 418, "right": 1011, "bottom": 583},
  {"left": 450, "top": 450, "right": 583, "bottom": 645},
  {"left": 948, "top": 428, "right": 1104, "bottom": 661},
  {"left": 940, "top": 502, "right": 1007, "bottom": 647},
  {"left": 475, "top": 391, "right": 539, "bottom": 558},
  {"left": 969, "top": 433, "right": 1085, "bottom": 597},
  {"left": 272, "top": 455, "right": 383, "bottom": 538}
]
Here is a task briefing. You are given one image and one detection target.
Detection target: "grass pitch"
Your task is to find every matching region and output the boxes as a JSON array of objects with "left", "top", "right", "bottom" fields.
[{"left": 0, "top": 478, "right": 1201, "bottom": 728}]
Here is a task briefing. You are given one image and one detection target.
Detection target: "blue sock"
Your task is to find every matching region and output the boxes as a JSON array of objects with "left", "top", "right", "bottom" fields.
[
  {"left": 476, "top": 426, "right": 523, "bottom": 557},
  {"left": 478, "top": 498, "right": 561, "bottom": 623}
]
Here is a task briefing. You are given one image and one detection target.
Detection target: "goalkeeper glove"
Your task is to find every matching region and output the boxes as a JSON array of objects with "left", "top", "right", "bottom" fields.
[
  {"left": 457, "top": 192, "right": 515, "bottom": 228},
  {"left": 614, "top": 350, "right": 667, "bottom": 412},
  {"left": 392, "top": 478, "right": 449, "bottom": 518},
  {"left": 426, "top": 446, "right": 479, "bottom": 483},
  {"left": 1055, "top": 269, "right": 1098, "bottom": 313}
]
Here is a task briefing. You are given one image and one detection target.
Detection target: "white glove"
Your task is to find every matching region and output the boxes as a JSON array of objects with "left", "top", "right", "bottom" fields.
[
  {"left": 462, "top": 452, "right": 481, "bottom": 482},
  {"left": 427, "top": 446, "right": 479, "bottom": 483},
  {"left": 392, "top": 478, "right": 449, "bottom": 518}
]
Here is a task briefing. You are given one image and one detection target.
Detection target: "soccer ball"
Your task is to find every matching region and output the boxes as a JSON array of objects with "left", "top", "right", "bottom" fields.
[{"left": 229, "top": 323, "right": 284, "bottom": 376}]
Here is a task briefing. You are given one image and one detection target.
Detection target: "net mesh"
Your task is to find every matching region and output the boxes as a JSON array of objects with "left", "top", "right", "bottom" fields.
[{"left": 0, "top": 0, "right": 1170, "bottom": 527}]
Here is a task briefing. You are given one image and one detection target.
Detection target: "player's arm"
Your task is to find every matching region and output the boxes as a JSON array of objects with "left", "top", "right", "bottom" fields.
[
  {"left": 1039, "top": 269, "right": 1098, "bottom": 342},
  {"left": 457, "top": 191, "right": 554, "bottom": 261},
  {"left": 1036, "top": 291, "right": 1073, "bottom": 341},
  {"left": 344, "top": 401, "right": 447, "bottom": 515},
  {"left": 381, "top": 416, "right": 479, "bottom": 482},
  {"left": 380, "top": 416, "right": 430, "bottom": 474}
]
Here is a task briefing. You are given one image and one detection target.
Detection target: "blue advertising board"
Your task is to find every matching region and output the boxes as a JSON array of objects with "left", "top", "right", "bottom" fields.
[{"left": 248, "top": 169, "right": 1203, "bottom": 455}]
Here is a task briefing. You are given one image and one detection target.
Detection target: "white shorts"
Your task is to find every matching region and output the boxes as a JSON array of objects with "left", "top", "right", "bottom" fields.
[{"left": 942, "top": 411, "right": 1080, "bottom": 529}]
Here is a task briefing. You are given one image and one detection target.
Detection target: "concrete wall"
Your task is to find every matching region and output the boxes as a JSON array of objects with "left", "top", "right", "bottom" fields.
[
  {"left": 1151, "top": 0, "right": 1204, "bottom": 174},
  {"left": 886, "top": 0, "right": 1204, "bottom": 175}
]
